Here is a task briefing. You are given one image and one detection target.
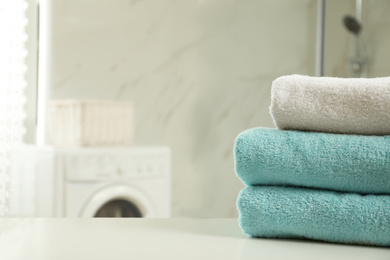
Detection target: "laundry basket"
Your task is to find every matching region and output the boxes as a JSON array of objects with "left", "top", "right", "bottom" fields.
[{"left": 47, "top": 100, "right": 134, "bottom": 146}]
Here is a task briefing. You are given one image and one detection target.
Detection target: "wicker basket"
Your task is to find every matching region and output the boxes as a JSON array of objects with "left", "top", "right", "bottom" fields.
[{"left": 47, "top": 100, "right": 134, "bottom": 147}]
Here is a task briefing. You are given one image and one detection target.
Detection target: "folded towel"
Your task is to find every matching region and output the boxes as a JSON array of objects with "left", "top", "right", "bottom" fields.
[
  {"left": 234, "top": 128, "right": 390, "bottom": 194},
  {"left": 237, "top": 186, "right": 390, "bottom": 246},
  {"left": 270, "top": 74, "right": 390, "bottom": 135}
]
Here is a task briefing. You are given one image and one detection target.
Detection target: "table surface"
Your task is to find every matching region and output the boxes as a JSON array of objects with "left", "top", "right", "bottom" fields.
[{"left": 0, "top": 218, "right": 389, "bottom": 260}]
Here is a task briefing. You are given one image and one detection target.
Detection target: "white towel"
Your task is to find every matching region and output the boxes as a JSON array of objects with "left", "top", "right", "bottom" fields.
[{"left": 270, "top": 74, "right": 390, "bottom": 135}]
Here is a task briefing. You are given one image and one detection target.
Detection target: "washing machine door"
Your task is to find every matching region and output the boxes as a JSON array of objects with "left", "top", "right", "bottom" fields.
[{"left": 79, "top": 185, "right": 156, "bottom": 218}]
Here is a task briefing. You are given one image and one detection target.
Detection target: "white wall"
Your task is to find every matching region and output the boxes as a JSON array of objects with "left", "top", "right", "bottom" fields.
[{"left": 47, "top": 0, "right": 317, "bottom": 217}]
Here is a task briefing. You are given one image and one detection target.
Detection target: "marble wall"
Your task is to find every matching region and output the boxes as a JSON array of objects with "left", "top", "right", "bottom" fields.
[
  {"left": 25, "top": 0, "right": 389, "bottom": 217},
  {"left": 44, "top": 0, "right": 317, "bottom": 217}
]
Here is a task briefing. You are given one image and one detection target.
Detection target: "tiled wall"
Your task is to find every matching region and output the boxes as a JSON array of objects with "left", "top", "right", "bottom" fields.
[{"left": 48, "top": 0, "right": 317, "bottom": 217}]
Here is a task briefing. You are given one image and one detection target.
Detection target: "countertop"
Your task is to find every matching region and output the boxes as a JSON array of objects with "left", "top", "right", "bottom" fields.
[{"left": 0, "top": 218, "right": 389, "bottom": 260}]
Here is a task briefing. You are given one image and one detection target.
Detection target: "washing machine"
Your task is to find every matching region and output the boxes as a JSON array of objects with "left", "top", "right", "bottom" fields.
[{"left": 11, "top": 145, "right": 171, "bottom": 218}]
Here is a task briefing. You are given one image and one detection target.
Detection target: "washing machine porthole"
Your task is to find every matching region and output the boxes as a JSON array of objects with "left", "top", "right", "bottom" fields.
[{"left": 94, "top": 199, "right": 143, "bottom": 218}]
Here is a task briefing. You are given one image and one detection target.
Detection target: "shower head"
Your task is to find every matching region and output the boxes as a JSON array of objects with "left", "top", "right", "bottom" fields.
[{"left": 343, "top": 15, "right": 362, "bottom": 35}]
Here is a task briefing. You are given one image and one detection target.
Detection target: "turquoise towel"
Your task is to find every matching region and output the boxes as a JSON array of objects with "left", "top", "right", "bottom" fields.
[
  {"left": 234, "top": 128, "right": 390, "bottom": 194},
  {"left": 237, "top": 186, "right": 390, "bottom": 246}
]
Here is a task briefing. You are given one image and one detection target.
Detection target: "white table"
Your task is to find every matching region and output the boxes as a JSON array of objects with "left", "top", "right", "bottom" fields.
[{"left": 0, "top": 219, "right": 389, "bottom": 260}]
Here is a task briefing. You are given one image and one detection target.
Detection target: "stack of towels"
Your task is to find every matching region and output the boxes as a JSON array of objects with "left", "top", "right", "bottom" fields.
[{"left": 234, "top": 75, "right": 390, "bottom": 246}]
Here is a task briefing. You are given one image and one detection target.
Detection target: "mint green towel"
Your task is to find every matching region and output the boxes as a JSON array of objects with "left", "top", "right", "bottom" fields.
[
  {"left": 237, "top": 186, "right": 390, "bottom": 246},
  {"left": 234, "top": 128, "right": 390, "bottom": 194}
]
